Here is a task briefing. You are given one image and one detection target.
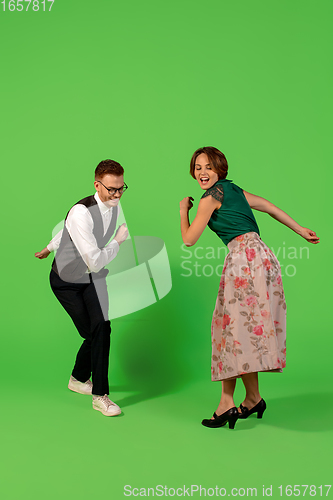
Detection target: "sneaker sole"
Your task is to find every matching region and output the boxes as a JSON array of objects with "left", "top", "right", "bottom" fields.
[{"left": 92, "top": 404, "right": 121, "bottom": 416}]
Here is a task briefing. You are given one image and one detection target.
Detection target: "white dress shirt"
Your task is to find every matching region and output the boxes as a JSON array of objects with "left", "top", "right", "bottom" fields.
[{"left": 47, "top": 192, "right": 119, "bottom": 273}]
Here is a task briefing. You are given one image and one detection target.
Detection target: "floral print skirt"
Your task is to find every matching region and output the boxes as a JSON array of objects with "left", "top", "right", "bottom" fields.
[{"left": 211, "top": 232, "right": 286, "bottom": 381}]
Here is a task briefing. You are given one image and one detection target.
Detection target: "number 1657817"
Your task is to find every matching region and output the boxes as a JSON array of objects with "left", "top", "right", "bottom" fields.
[{"left": 1, "top": 0, "right": 55, "bottom": 11}]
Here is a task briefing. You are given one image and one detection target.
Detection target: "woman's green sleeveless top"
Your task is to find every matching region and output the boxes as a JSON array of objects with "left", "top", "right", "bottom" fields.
[{"left": 201, "top": 179, "right": 260, "bottom": 246}]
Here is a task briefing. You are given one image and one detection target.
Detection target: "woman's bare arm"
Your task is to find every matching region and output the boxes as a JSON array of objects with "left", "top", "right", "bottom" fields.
[
  {"left": 243, "top": 191, "right": 320, "bottom": 244},
  {"left": 180, "top": 195, "right": 221, "bottom": 246}
]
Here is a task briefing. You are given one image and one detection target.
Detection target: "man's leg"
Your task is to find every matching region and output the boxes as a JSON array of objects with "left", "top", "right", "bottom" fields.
[
  {"left": 83, "top": 275, "right": 121, "bottom": 415},
  {"left": 50, "top": 270, "right": 92, "bottom": 383},
  {"left": 50, "top": 270, "right": 114, "bottom": 405},
  {"left": 83, "top": 275, "right": 111, "bottom": 396}
]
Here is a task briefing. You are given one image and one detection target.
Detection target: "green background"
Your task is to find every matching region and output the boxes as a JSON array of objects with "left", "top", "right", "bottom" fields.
[{"left": 1, "top": 0, "right": 331, "bottom": 498}]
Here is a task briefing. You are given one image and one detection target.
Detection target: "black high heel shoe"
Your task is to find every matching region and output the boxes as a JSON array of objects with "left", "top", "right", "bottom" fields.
[
  {"left": 201, "top": 407, "right": 239, "bottom": 429},
  {"left": 238, "top": 398, "right": 266, "bottom": 419}
]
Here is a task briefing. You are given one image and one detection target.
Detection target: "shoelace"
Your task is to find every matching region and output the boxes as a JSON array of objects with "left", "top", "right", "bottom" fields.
[{"left": 100, "top": 395, "right": 116, "bottom": 407}]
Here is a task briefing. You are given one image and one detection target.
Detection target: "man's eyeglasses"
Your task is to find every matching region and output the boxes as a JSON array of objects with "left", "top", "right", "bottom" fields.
[{"left": 97, "top": 180, "right": 128, "bottom": 195}]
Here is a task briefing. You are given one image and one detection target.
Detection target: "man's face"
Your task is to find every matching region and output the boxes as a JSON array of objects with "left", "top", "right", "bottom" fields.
[{"left": 94, "top": 174, "right": 125, "bottom": 206}]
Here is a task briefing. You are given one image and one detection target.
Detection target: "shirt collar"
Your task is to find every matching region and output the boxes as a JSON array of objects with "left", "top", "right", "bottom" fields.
[{"left": 94, "top": 192, "right": 112, "bottom": 215}]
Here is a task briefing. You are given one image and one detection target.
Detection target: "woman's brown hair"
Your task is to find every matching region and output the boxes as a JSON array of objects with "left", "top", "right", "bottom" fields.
[{"left": 190, "top": 147, "right": 228, "bottom": 180}]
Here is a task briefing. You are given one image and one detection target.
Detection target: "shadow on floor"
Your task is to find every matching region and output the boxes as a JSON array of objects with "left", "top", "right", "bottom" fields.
[
  {"left": 109, "top": 299, "right": 192, "bottom": 408},
  {"left": 236, "top": 392, "right": 333, "bottom": 432}
]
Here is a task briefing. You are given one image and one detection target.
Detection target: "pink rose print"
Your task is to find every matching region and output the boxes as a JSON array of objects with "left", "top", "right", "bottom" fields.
[
  {"left": 233, "top": 340, "right": 241, "bottom": 347},
  {"left": 263, "top": 259, "right": 272, "bottom": 270},
  {"left": 253, "top": 325, "right": 263, "bottom": 336},
  {"left": 274, "top": 321, "right": 280, "bottom": 326},
  {"left": 217, "top": 343, "right": 222, "bottom": 352},
  {"left": 222, "top": 314, "right": 231, "bottom": 329},
  {"left": 236, "top": 235, "right": 244, "bottom": 242},
  {"left": 282, "top": 347, "right": 286, "bottom": 356},
  {"left": 277, "top": 275, "right": 282, "bottom": 285},
  {"left": 214, "top": 318, "right": 222, "bottom": 327},
  {"left": 267, "top": 291, "right": 269, "bottom": 300},
  {"left": 243, "top": 267, "right": 251, "bottom": 275},
  {"left": 234, "top": 277, "right": 249, "bottom": 289},
  {"left": 260, "top": 309, "right": 270, "bottom": 319},
  {"left": 281, "top": 360, "right": 286, "bottom": 368},
  {"left": 245, "top": 248, "right": 256, "bottom": 262},
  {"left": 218, "top": 362, "right": 223, "bottom": 372},
  {"left": 245, "top": 295, "right": 257, "bottom": 307}
]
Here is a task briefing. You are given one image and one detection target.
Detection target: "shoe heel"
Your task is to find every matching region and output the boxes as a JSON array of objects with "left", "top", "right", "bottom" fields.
[
  {"left": 228, "top": 417, "right": 238, "bottom": 429},
  {"left": 257, "top": 408, "right": 265, "bottom": 419}
]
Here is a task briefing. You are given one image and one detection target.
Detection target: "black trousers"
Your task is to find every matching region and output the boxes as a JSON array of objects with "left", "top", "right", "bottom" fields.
[{"left": 49, "top": 269, "right": 111, "bottom": 396}]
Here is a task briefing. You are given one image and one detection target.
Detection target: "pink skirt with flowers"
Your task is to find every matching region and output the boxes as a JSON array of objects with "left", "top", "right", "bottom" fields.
[{"left": 211, "top": 232, "right": 286, "bottom": 381}]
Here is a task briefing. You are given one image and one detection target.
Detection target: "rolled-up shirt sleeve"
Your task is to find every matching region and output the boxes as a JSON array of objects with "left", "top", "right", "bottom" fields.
[
  {"left": 66, "top": 205, "right": 119, "bottom": 273},
  {"left": 47, "top": 230, "right": 63, "bottom": 252}
]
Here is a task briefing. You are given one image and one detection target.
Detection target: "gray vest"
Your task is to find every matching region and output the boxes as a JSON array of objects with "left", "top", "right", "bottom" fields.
[{"left": 52, "top": 195, "right": 118, "bottom": 283}]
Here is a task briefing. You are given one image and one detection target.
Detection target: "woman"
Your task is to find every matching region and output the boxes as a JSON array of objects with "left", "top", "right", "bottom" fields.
[{"left": 180, "top": 147, "right": 319, "bottom": 430}]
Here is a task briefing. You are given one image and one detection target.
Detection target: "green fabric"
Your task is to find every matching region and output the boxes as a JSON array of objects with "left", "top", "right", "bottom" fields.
[{"left": 201, "top": 179, "right": 260, "bottom": 246}]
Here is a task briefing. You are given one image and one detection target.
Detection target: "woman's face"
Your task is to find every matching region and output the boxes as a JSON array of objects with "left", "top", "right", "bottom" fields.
[{"left": 194, "top": 153, "right": 219, "bottom": 189}]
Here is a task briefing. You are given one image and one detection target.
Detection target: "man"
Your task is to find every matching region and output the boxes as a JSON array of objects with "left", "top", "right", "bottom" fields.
[{"left": 35, "top": 159, "right": 129, "bottom": 416}]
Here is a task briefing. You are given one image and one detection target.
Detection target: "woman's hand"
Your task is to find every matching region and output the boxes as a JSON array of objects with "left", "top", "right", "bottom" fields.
[
  {"left": 35, "top": 247, "right": 51, "bottom": 259},
  {"left": 180, "top": 197, "right": 194, "bottom": 212},
  {"left": 298, "top": 227, "right": 320, "bottom": 244}
]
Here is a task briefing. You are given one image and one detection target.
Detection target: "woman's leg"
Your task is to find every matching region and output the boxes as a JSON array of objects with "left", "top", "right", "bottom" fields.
[
  {"left": 215, "top": 378, "right": 237, "bottom": 416},
  {"left": 239, "top": 372, "right": 262, "bottom": 410}
]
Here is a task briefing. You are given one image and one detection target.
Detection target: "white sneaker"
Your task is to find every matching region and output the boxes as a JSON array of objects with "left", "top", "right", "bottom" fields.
[
  {"left": 68, "top": 375, "right": 93, "bottom": 395},
  {"left": 92, "top": 395, "right": 121, "bottom": 416}
]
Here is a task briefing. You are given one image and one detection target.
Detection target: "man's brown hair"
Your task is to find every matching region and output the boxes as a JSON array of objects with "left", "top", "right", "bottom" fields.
[{"left": 95, "top": 159, "right": 124, "bottom": 179}]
